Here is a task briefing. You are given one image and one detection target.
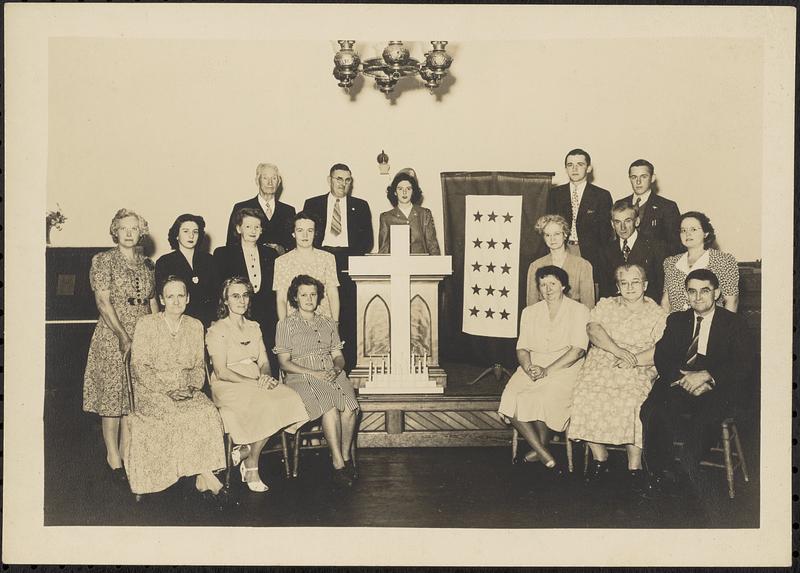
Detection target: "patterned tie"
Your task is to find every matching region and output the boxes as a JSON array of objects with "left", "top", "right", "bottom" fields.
[
  {"left": 634, "top": 197, "right": 641, "bottom": 209},
  {"left": 264, "top": 201, "right": 273, "bottom": 220},
  {"left": 570, "top": 186, "right": 579, "bottom": 242},
  {"left": 622, "top": 238, "right": 630, "bottom": 262},
  {"left": 331, "top": 198, "right": 342, "bottom": 236},
  {"left": 685, "top": 316, "right": 703, "bottom": 368}
]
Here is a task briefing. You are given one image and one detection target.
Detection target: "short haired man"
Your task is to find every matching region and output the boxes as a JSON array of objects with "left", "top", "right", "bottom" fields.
[
  {"left": 226, "top": 163, "right": 296, "bottom": 253},
  {"left": 303, "top": 164, "right": 374, "bottom": 370},
  {"left": 623, "top": 159, "right": 681, "bottom": 256},
  {"left": 640, "top": 269, "right": 753, "bottom": 497},
  {"left": 598, "top": 199, "right": 667, "bottom": 301},
  {"left": 548, "top": 149, "right": 613, "bottom": 277}
]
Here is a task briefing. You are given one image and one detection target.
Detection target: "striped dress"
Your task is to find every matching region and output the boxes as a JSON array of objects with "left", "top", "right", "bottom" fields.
[{"left": 274, "top": 312, "right": 359, "bottom": 420}]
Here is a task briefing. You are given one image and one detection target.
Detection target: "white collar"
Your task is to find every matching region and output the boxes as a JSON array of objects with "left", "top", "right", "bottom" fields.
[
  {"left": 632, "top": 189, "right": 652, "bottom": 205},
  {"left": 620, "top": 229, "right": 639, "bottom": 249},
  {"left": 675, "top": 249, "right": 710, "bottom": 274},
  {"left": 571, "top": 180, "right": 588, "bottom": 194}
]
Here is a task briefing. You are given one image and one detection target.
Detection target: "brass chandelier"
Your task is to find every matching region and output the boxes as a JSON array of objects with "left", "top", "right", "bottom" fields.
[{"left": 333, "top": 40, "right": 453, "bottom": 95}]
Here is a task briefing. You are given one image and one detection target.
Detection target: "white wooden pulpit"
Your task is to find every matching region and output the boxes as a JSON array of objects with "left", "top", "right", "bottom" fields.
[{"left": 347, "top": 225, "right": 452, "bottom": 394}]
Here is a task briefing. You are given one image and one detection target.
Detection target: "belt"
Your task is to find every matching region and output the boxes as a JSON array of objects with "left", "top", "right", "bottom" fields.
[{"left": 126, "top": 297, "right": 149, "bottom": 305}]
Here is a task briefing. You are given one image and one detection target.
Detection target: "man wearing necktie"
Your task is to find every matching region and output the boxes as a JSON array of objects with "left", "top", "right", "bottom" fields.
[
  {"left": 622, "top": 159, "right": 682, "bottom": 256},
  {"left": 226, "top": 163, "right": 297, "bottom": 253},
  {"left": 303, "top": 164, "right": 374, "bottom": 371},
  {"left": 547, "top": 148, "right": 613, "bottom": 278},
  {"left": 640, "top": 269, "right": 753, "bottom": 498},
  {"left": 597, "top": 199, "right": 667, "bottom": 300}
]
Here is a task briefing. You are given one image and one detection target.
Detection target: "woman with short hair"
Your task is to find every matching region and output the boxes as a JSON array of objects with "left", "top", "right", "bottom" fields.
[{"left": 377, "top": 171, "right": 441, "bottom": 255}]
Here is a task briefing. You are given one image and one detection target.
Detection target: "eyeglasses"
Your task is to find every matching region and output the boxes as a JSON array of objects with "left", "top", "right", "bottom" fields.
[
  {"left": 332, "top": 176, "right": 353, "bottom": 184},
  {"left": 228, "top": 293, "right": 251, "bottom": 301}
]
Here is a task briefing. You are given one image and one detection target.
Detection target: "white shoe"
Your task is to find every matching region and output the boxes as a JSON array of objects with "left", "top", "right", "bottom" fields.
[{"left": 240, "top": 463, "right": 269, "bottom": 493}]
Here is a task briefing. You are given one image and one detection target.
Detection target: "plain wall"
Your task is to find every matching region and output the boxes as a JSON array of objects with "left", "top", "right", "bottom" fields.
[{"left": 47, "top": 37, "right": 763, "bottom": 260}]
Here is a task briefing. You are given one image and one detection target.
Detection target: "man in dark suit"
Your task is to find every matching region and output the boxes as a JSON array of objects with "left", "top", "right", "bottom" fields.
[
  {"left": 623, "top": 159, "right": 682, "bottom": 256},
  {"left": 548, "top": 148, "right": 613, "bottom": 277},
  {"left": 640, "top": 269, "right": 753, "bottom": 496},
  {"left": 598, "top": 199, "right": 667, "bottom": 301},
  {"left": 226, "top": 163, "right": 296, "bottom": 253},
  {"left": 303, "top": 163, "right": 374, "bottom": 371}
]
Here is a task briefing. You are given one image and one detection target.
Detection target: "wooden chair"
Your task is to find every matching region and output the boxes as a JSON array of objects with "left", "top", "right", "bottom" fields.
[
  {"left": 205, "top": 357, "right": 291, "bottom": 489},
  {"left": 511, "top": 425, "right": 574, "bottom": 472},
  {"left": 291, "top": 420, "right": 358, "bottom": 478},
  {"left": 675, "top": 417, "right": 750, "bottom": 499}
]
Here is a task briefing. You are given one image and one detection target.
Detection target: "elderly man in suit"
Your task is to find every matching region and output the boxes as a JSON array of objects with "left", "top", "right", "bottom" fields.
[
  {"left": 548, "top": 148, "right": 613, "bottom": 279},
  {"left": 623, "top": 159, "right": 682, "bottom": 256},
  {"left": 226, "top": 163, "right": 296, "bottom": 254},
  {"left": 640, "top": 269, "right": 753, "bottom": 497},
  {"left": 598, "top": 199, "right": 667, "bottom": 301},
  {"left": 303, "top": 163, "right": 373, "bottom": 371}
]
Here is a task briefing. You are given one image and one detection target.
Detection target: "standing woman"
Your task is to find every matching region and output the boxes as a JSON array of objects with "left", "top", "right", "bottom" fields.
[
  {"left": 155, "top": 214, "right": 218, "bottom": 328},
  {"left": 274, "top": 212, "right": 340, "bottom": 321},
  {"left": 526, "top": 214, "right": 595, "bottom": 309},
  {"left": 377, "top": 172, "right": 441, "bottom": 255},
  {"left": 83, "top": 208, "right": 158, "bottom": 481},
  {"left": 661, "top": 211, "right": 739, "bottom": 313},
  {"left": 207, "top": 277, "right": 308, "bottom": 492},
  {"left": 214, "top": 207, "right": 279, "bottom": 375}
]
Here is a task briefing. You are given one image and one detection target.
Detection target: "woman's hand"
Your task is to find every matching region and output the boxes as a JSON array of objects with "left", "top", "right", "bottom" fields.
[
  {"left": 612, "top": 346, "right": 638, "bottom": 368},
  {"left": 118, "top": 334, "right": 133, "bottom": 358},
  {"left": 525, "top": 364, "right": 547, "bottom": 381},
  {"left": 323, "top": 367, "right": 342, "bottom": 384},
  {"left": 256, "top": 374, "right": 279, "bottom": 390},
  {"left": 168, "top": 388, "right": 193, "bottom": 401}
]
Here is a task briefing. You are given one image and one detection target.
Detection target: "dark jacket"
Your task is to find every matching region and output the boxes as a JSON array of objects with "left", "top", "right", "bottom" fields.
[
  {"left": 302, "top": 193, "right": 374, "bottom": 267},
  {"left": 226, "top": 196, "right": 296, "bottom": 253},
  {"left": 597, "top": 234, "right": 667, "bottom": 302},
  {"left": 622, "top": 193, "right": 682, "bottom": 256},
  {"left": 155, "top": 250, "right": 219, "bottom": 327}
]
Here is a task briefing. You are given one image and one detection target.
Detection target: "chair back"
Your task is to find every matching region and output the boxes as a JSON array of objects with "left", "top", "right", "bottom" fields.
[{"left": 123, "top": 351, "right": 135, "bottom": 414}]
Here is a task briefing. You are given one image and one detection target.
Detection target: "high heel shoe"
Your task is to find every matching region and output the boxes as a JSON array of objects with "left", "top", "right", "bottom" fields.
[
  {"left": 231, "top": 444, "right": 250, "bottom": 467},
  {"left": 240, "top": 463, "right": 269, "bottom": 493}
]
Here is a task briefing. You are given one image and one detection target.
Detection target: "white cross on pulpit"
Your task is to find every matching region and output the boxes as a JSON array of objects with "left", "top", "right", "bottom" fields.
[{"left": 347, "top": 225, "right": 452, "bottom": 393}]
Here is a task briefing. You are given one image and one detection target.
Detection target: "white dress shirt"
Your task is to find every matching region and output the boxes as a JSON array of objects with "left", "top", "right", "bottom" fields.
[
  {"left": 619, "top": 229, "right": 639, "bottom": 252},
  {"left": 257, "top": 194, "right": 276, "bottom": 220},
  {"left": 632, "top": 189, "right": 652, "bottom": 207},
  {"left": 693, "top": 307, "right": 715, "bottom": 356},
  {"left": 322, "top": 193, "right": 349, "bottom": 247}
]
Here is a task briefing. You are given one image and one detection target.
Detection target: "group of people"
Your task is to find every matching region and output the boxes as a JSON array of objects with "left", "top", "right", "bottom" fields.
[
  {"left": 81, "top": 149, "right": 751, "bottom": 504},
  {"left": 502, "top": 149, "right": 752, "bottom": 497},
  {"left": 82, "top": 161, "right": 441, "bottom": 500}
]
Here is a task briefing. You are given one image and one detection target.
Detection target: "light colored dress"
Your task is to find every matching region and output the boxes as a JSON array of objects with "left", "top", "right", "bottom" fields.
[
  {"left": 206, "top": 318, "right": 308, "bottom": 444},
  {"left": 273, "top": 248, "right": 340, "bottom": 319},
  {"left": 568, "top": 297, "right": 667, "bottom": 448},
  {"left": 83, "top": 248, "right": 155, "bottom": 416},
  {"left": 274, "top": 312, "right": 359, "bottom": 420},
  {"left": 498, "top": 297, "right": 590, "bottom": 432},
  {"left": 125, "top": 314, "right": 225, "bottom": 494},
  {"left": 662, "top": 248, "right": 739, "bottom": 312},
  {"left": 526, "top": 252, "right": 595, "bottom": 309}
]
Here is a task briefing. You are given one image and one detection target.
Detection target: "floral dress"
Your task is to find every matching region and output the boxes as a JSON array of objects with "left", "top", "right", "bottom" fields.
[
  {"left": 273, "top": 248, "right": 339, "bottom": 319},
  {"left": 568, "top": 296, "right": 667, "bottom": 448},
  {"left": 83, "top": 248, "right": 155, "bottom": 416},
  {"left": 125, "top": 314, "right": 225, "bottom": 494},
  {"left": 662, "top": 248, "right": 739, "bottom": 312}
]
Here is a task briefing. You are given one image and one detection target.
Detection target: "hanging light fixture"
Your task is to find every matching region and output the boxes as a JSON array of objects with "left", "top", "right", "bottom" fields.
[{"left": 333, "top": 40, "right": 453, "bottom": 96}]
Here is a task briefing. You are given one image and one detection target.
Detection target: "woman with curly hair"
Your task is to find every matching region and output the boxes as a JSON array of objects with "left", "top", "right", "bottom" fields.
[
  {"left": 83, "top": 208, "right": 158, "bottom": 483},
  {"left": 377, "top": 171, "right": 440, "bottom": 255}
]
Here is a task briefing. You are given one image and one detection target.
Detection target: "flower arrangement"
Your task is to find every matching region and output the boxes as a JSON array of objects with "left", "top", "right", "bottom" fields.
[{"left": 46, "top": 204, "right": 67, "bottom": 245}]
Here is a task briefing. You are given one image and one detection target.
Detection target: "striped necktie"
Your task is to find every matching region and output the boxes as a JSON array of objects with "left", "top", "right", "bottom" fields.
[
  {"left": 264, "top": 201, "right": 273, "bottom": 220},
  {"left": 622, "top": 239, "right": 630, "bottom": 262},
  {"left": 331, "top": 198, "right": 342, "bottom": 236},
  {"left": 685, "top": 316, "right": 703, "bottom": 368}
]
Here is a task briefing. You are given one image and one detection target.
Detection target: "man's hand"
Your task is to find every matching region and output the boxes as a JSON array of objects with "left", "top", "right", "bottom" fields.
[
  {"left": 671, "top": 370, "right": 713, "bottom": 395},
  {"left": 267, "top": 243, "right": 287, "bottom": 256}
]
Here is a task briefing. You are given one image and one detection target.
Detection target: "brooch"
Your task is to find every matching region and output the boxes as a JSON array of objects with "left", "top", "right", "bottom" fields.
[{"left": 192, "top": 276, "right": 199, "bottom": 284}]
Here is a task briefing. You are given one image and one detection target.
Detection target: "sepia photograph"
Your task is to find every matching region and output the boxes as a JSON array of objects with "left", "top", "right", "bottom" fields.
[{"left": 3, "top": 3, "right": 794, "bottom": 567}]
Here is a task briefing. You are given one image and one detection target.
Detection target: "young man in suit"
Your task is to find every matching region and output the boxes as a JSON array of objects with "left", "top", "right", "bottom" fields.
[
  {"left": 548, "top": 148, "right": 613, "bottom": 278},
  {"left": 623, "top": 159, "right": 682, "bottom": 256},
  {"left": 598, "top": 199, "right": 667, "bottom": 301},
  {"left": 303, "top": 163, "right": 374, "bottom": 371},
  {"left": 225, "top": 163, "right": 296, "bottom": 254},
  {"left": 640, "top": 269, "right": 753, "bottom": 497}
]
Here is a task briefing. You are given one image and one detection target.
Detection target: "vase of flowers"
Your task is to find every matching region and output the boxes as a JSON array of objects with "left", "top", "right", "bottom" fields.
[{"left": 46, "top": 204, "right": 67, "bottom": 245}]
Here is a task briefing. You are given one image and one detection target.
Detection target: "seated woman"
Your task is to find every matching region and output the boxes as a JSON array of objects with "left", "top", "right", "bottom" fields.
[
  {"left": 569, "top": 264, "right": 667, "bottom": 488},
  {"left": 126, "top": 276, "right": 226, "bottom": 498},
  {"left": 662, "top": 211, "right": 739, "bottom": 313},
  {"left": 155, "top": 214, "right": 218, "bottom": 328},
  {"left": 206, "top": 277, "right": 308, "bottom": 493},
  {"left": 378, "top": 171, "right": 441, "bottom": 254},
  {"left": 526, "top": 214, "right": 595, "bottom": 309},
  {"left": 275, "top": 274, "right": 360, "bottom": 488},
  {"left": 498, "top": 265, "right": 590, "bottom": 472}
]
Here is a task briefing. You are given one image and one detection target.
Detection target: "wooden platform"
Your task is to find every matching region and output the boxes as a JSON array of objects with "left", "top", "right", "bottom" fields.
[{"left": 356, "top": 394, "right": 507, "bottom": 447}]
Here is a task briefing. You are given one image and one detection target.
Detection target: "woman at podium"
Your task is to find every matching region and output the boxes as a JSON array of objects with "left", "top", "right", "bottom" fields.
[
  {"left": 83, "top": 208, "right": 158, "bottom": 483},
  {"left": 155, "top": 214, "right": 218, "bottom": 328},
  {"left": 377, "top": 171, "right": 441, "bottom": 255},
  {"left": 275, "top": 274, "right": 360, "bottom": 488},
  {"left": 498, "top": 265, "right": 590, "bottom": 473}
]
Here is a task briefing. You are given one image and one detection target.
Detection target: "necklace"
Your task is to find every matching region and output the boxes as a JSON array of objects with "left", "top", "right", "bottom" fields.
[{"left": 161, "top": 312, "right": 183, "bottom": 338}]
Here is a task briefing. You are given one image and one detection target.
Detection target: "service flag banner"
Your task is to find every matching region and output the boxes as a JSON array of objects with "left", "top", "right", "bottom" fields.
[{"left": 462, "top": 194, "right": 523, "bottom": 338}]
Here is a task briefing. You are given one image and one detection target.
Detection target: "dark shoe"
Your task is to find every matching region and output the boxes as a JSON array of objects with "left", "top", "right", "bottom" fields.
[
  {"left": 544, "top": 462, "right": 567, "bottom": 479},
  {"left": 111, "top": 467, "right": 128, "bottom": 484},
  {"left": 641, "top": 471, "right": 683, "bottom": 500},
  {"left": 332, "top": 468, "right": 353, "bottom": 488},
  {"left": 585, "top": 460, "right": 609, "bottom": 484},
  {"left": 628, "top": 469, "right": 647, "bottom": 493},
  {"left": 344, "top": 459, "right": 359, "bottom": 481}
]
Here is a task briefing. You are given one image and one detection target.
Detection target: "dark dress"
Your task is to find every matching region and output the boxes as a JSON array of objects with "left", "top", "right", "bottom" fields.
[
  {"left": 213, "top": 242, "right": 279, "bottom": 376},
  {"left": 155, "top": 250, "right": 218, "bottom": 328}
]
